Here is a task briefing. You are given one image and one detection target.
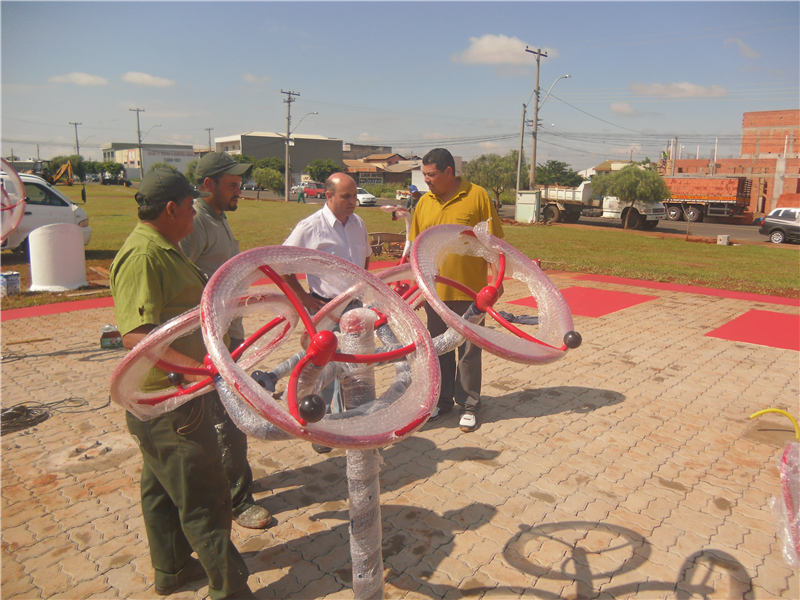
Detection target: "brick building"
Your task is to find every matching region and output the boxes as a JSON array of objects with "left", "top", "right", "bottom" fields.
[{"left": 665, "top": 109, "right": 800, "bottom": 214}]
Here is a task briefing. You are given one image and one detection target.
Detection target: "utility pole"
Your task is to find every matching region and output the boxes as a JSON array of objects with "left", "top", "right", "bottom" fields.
[
  {"left": 130, "top": 108, "right": 145, "bottom": 177},
  {"left": 281, "top": 90, "right": 300, "bottom": 202},
  {"left": 515, "top": 103, "right": 527, "bottom": 192},
  {"left": 70, "top": 122, "right": 82, "bottom": 156},
  {"left": 525, "top": 47, "right": 547, "bottom": 191},
  {"left": 205, "top": 127, "right": 214, "bottom": 152}
]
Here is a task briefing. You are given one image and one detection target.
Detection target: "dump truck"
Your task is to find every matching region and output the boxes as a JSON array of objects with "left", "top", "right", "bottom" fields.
[
  {"left": 661, "top": 176, "right": 750, "bottom": 222},
  {"left": 539, "top": 181, "right": 666, "bottom": 230}
]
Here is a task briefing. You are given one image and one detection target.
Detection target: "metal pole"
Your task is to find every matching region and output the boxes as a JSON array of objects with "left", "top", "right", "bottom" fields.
[
  {"left": 70, "top": 122, "right": 82, "bottom": 156},
  {"left": 526, "top": 48, "right": 546, "bottom": 191},
  {"left": 130, "top": 108, "right": 145, "bottom": 178},
  {"left": 205, "top": 127, "right": 214, "bottom": 152},
  {"left": 281, "top": 90, "right": 299, "bottom": 202},
  {"left": 713, "top": 137, "right": 718, "bottom": 175},
  {"left": 515, "top": 103, "right": 526, "bottom": 192}
]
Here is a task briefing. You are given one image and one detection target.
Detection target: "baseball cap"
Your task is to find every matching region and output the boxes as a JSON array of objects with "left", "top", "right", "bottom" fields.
[
  {"left": 196, "top": 151, "right": 253, "bottom": 181},
  {"left": 135, "top": 168, "right": 208, "bottom": 206},
  {"left": 409, "top": 184, "right": 418, "bottom": 193}
]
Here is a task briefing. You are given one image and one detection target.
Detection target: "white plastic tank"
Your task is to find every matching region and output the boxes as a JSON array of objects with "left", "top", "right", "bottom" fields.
[{"left": 28, "top": 224, "right": 88, "bottom": 292}]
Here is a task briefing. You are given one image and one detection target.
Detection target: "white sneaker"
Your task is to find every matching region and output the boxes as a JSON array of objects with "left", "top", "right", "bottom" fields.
[{"left": 459, "top": 412, "right": 477, "bottom": 432}]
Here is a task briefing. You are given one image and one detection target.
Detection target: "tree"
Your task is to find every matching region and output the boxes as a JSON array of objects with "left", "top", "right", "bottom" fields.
[
  {"left": 148, "top": 162, "right": 178, "bottom": 173},
  {"left": 84, "top": 160, "right": 103, "bottom": 175},
  {"left": 252, "top": 167, "right": 284, "bottom": 195},
  {"left": 184, "top": 159, "right": 199, "bottom": 185},
  {"left": 461, "top": 150, "right": 523, "bottom": 200},
  {"left": 591, "top": 165, "right": 672, "bottom": 228},
  {"left": 101, "top": 161, "right": 124, "bottom": 177},
  {"left": 535, "top": 160, "right": 584, "bottom": 187},
  {"left": 255, "top": 157, "right": 285, "bottom": 175},
  {"left": 306, "top": 159, "right": 341, "bottom": 183},
  {"left": 232, "top": 154, "right": 255, "bottom": 164}
]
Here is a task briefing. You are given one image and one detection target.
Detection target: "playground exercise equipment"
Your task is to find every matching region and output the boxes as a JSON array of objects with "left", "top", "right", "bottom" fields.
[
  {"left": 0, "top": 159, "right": 27, "bottom": 243},
  {"left": 109, "top": 221, "right": 581, "bottom": 598}
]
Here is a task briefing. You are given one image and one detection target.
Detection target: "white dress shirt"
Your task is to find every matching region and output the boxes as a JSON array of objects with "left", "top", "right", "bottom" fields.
[{"left": 282, "top": 203, "right": 372, "bottom": 298}]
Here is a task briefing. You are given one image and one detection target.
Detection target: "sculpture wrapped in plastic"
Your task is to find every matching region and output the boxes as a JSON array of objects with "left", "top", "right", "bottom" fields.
[{"left": 1, "top": 159, "right": 27, "bottom": 243}]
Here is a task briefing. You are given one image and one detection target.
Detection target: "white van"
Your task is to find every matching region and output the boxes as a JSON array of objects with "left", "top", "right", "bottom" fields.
[{"left": 1, "top": 172, "right": 92, "bottom": 252}]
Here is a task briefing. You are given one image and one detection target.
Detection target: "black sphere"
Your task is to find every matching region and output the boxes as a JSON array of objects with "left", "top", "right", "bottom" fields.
[
  {"left": 167, "top": 372, "right": 184, "bottom": 386},
  {"left": 298, "top": 394, "right": 327, "bottom": 423},
  {"left": 563, "top": 331, "right": 582, "bottom": 349}
]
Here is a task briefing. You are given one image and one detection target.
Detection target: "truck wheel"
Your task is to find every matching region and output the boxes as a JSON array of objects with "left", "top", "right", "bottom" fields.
[
  {"left": 685, "top": 206, "right": 703, "bottom": 222},
  {"left": 543, "top": 205, "right": 560, "bottom": 223},
  {"left": 641, "top": 220, "right": 658, "bottom": 230},
  {"left": 666, "top": 206, "right": 683, "bottom": 221},
  {"left": 770, "top": 230, "right": 786, "bottom": 244},
  {"left": 623, "top": 209, "right": 642, "bottom": 230}
]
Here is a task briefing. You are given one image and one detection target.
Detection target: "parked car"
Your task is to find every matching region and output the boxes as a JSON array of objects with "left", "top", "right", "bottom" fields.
[
  {"left": 0, "top": 171, "right": 92, "bottom": 252},
  {"left": 758, "top": 207, "right": 800, "bottom": 244},
  {"left": 101, "top": 176, "right": 132, "bottom": 187},
  {"left": 240, "top": 180, "right": 260, "bottom": 191},
  {"left": 356, "top": 187, "right": 377, "bottom": 207},
  {"left": 300, "top": 181, "right": 326, "bottom": 198}
]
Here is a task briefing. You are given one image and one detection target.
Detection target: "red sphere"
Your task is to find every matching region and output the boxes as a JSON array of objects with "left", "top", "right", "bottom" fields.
[
  {"left": 475, "top": 285, "right": 499, "bottom": 312},
  {"left": 307, "top": 330, "right": 338, "bottom": 366}
]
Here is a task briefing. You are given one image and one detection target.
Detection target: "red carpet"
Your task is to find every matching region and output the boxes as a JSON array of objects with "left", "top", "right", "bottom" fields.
[
  {"left": 574, "top": 274, "right": 799, "bottom": 307},
  {"left": 508, "top": 286, "right": 658, "bottom": 318},
  {"left": 706, "top": 310, "right": 800, "bottom": 351},
  {"left": 1, "top": 297, "right": 114, "bottom": 322}
]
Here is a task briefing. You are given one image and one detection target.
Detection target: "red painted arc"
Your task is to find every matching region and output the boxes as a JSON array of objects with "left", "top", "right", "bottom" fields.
[
  {"left": 143, "top": 316, "right": 288, "bottom": 406},
  {"left": 433, "top": 274, "right": 564, "bottom": 351},
  {"left": 258, "top": 264, "right": 317, "bottom": 337}
]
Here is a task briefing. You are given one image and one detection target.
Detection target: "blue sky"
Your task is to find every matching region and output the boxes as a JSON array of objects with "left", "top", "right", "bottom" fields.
[{"left": 2, "top": 1, "right": 798, "bottom": 171}]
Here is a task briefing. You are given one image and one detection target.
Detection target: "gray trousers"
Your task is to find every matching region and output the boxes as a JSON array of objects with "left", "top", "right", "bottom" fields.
[{"left": 424, "top": 300, "right": 483, "bottom": 413}]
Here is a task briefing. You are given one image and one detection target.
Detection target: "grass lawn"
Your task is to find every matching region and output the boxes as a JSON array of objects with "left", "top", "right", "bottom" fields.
[{"left": 1, "top": 184, "right": 798, "bottom": 310}]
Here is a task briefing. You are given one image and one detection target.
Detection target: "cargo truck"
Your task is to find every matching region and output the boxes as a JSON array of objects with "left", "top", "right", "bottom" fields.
[
  {"left": 539, "top": 181, "right": 666, "bottom": 230},
  {"left": 661, "top": 176, "right": 750, "bottom": 222}
]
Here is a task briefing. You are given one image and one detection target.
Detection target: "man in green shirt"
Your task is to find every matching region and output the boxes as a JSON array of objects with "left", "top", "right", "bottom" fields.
[
  {"left": 179, "top": 152, "right": 273, "bottom": 530},
  {"left": 110, "top": 169, "right": 254, "bottom": 599}
]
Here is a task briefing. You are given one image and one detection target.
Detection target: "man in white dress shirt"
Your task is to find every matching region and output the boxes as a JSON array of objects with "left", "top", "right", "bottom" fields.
[
  {"left": 282, "top": 172, "right": 372, "bottom": 453},
  {"left": 282, "top": 172, "right": 371, "bottom": 311}
]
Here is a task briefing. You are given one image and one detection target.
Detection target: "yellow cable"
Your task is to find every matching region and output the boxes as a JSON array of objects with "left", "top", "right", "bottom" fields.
[{"left": 750, "top": 408, "right": 800, "bottom": 440}]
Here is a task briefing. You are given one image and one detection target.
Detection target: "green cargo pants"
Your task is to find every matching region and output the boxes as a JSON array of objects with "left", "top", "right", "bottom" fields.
[{"left": 126, "top": 394, "right": 250, "bottom": 600}]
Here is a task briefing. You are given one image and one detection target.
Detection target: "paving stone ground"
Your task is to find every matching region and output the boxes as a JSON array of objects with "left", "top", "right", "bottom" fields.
[{"left": 1, "top": 272, "right": 798, "bottom": 599}]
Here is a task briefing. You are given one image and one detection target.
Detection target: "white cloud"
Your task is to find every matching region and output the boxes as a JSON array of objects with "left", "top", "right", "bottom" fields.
[
  {"left": 724, "top": 38, "right": 760, "bottom": 59},
  {"left": 242, "top": 72, "right": 270, "bottom": 84},
  {"left": 357, "top": 132, "right": 382, "bottom": 142},
  {"left": 47, "top": 72, "right": 108, "bottom": 86},
  {"left": 121, "top": 72, "right": 175, "bottom": 87},
  {"left": 629, "top": 82, "right": 727, "bottom": 98},
  {"left": 610, "top": 102, "right": 640, "bottom": 116},
  {"left": 452, "top": 34, "right": 559, "bottom": 67}
]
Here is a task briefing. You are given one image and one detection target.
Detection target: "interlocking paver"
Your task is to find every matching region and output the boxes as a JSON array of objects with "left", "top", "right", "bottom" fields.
[{"left": 3, "top": 275, "right": 798, "bottom": 598}]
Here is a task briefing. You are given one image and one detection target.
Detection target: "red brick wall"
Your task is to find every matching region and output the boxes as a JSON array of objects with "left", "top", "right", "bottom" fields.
[
  {"left": 663, "top": 177, "right": 743, "bottom": 196},
  {"left": 741, "top": 110, "right": 800, "bottom": 157}
]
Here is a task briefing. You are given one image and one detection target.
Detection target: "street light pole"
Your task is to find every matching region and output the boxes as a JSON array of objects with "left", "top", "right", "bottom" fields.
[
  {"left": 515, "top": 103, "right": 527, "bottom": 192},
  {"left": 130, "top": 108, "right": 145, "bottom": 178},
  {"left": 205, "top": 127, "right": 214, "bottom": 152},
  {"left": 70, "top": 122, "right": 82, "bottom": 156},
  {"left": 281, "top": 90, "right": 300, "bottom": 202}
]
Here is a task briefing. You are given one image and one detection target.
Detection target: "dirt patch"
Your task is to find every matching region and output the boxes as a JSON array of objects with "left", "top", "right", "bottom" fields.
[{"left": 742, "top": 418, "right": 797, "bottom": 448}]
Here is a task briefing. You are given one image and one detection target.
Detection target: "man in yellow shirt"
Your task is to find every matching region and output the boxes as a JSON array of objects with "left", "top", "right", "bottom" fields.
[{"left": 408, "top": 148, "right": 504, "bottom": 432}]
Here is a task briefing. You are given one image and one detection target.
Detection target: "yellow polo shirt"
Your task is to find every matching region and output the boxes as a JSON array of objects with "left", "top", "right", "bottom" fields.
[{"left": 409, "top": 178, "right": 504, "bottom": 301}]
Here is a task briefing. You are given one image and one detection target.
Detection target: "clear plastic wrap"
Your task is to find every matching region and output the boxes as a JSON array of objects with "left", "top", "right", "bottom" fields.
[
  {"left": 772, "top": 441, "right": 800, "bottom": 567},
  {"left": 200, "top": 246, "right": 440, "bottom": 450},
  {"left": 110, "top": 292, "right": 297, "bottom": 421},
  {"left": 411, "top": 221, "right": 575, "bottom": 365},
  {"left": 1, "top": 159, "right": 27, "bottom": 243}
]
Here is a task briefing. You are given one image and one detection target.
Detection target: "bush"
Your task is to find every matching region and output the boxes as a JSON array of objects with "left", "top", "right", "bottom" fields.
[{"left": 362, "top": 183, "right": 405, "bottom": 199}]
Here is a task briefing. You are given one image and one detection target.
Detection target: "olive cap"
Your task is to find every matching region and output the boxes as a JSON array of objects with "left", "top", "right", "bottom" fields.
[
  {"left": 135, "top": 168, "right": 207, "bottom": 206},
  {"left": 196, "top": 151, "right": 253, "bottom": 181}
]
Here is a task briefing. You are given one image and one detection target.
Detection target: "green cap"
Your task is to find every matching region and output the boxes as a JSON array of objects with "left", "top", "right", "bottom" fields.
[
  {"left": 196, "top": 151, "right": 253, "bottom": 181},
  {"left": 135, "top": 168, "right": 208, "bottom": 206}
]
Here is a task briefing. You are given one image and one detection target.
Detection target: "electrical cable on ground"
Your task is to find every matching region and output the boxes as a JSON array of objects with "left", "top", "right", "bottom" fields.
[{"left": 1, "top": 396, "right": 111, "bottom": 435}]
